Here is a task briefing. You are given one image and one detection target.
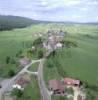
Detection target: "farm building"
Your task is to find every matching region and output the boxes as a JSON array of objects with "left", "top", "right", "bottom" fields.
[
  {"left": 63, "top": 78, "right": 80, "bottom": 86},
  {"left": 48, "top": 80, "right": 65, "bottom": 95}
]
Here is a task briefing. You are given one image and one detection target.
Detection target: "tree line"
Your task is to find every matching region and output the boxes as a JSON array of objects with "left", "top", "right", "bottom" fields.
[{"left": 0, "top": 15, "right": 38, "bottom": 31}]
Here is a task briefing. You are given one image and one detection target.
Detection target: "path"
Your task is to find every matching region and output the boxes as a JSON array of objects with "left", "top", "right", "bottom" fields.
[
  {"left": 73, "top": 87, "right": 86, "bottom": 100},
  {"left": 0, "top": 60, "right": 40, "bottom": 99}
]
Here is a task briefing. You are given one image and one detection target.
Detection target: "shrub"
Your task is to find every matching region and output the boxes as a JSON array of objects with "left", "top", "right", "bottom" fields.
[
  {"left": 16, "top": 50, "right": 22, "bottom": 57},
  {"left": 8, "top": 69, "right": 15, "bottom": 77},
  {"left": 5, "top": 56, "right": 10, "bottom": 64},
  {"left": 11, "top": 88, "right": 23, "bottom": 98},
  {"left": 33, "top": 37, "right": 43, "bottom": 47},
  {"left": 37, "top": 49, "right": 44, "bottom": 59}
]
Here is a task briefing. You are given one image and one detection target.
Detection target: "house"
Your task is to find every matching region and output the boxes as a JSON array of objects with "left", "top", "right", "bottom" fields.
[
  {"left": 13, "top": 77, "right": 29, "bottom": 90},
  {"left": 55, "top": 42, "right": 63, "bottom": 49},
  {"left": 59, "top": 30, "right": 65, "bottom": 36},
  {"left": 13, "top": 74, "right": 30, "bottom": 90},
  {"left": 48, "top": 80, "right": 65, "bottom": 95},
  {"left": 63, "top": 78, "right": 80, "bottom": 86}
]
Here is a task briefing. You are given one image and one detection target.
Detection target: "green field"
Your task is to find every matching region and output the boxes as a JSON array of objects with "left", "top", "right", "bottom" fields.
[
  {"left": 0, "top": 23, "right": 98, "bottom": 87},
  {"left": 0, "top": 24, "right": 49, "bottom": 77},
  {"left": 44, "top": 24, "right": 98, "bottom": 87},
  {"left": 0, "top": 24, "right": 48, "bottom": 64}
]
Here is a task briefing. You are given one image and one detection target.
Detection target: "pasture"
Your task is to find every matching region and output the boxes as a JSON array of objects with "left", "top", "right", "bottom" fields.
[
  {"left": 44, "top": 24, "right": 98, "bottom": 87},
  {"left": 0, "top": 24, "right": 48, "bottom": 77},
  {"left": 0, "top": 23, "right": 98, "bottom": 87}
]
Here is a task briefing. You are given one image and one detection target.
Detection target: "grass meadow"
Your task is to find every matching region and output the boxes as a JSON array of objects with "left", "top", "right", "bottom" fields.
[
  {"left": 44, "top": 24, "right": 98, "bottom": 87},
  {"left": 0, "top": 24, "right": 48, "bottom": 77},
  {"left": 0, "top": 23, "right": 98, "bottom": 86}
]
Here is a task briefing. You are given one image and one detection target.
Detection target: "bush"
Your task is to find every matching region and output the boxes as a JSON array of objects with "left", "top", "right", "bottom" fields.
[
  {"left": 33, "top": 37, "right": 43, "bottom": 47},
  {"left": 11, "top": 88, "right": 23, "bottom": 98},
  {"left": 27, "top": 49, "right": 33, "bottom": 58},
  {"left": 46, "top": 59, "right": 54, "bottom": 68},
  {"left": 10, "top": 58, "right": 16, "bottom": 64},
  {"left": 6, "top": 56, "right": 10, "bottom": 64},
  {"left": 37, "top": 49, "right": 44, "bottom": 59},
  {"left": 16, "top": 50, "right": 22, "bottom": 57},
  {"left": 8, "top": 69, "right": 15, "bottom": 77},
  {"left": 62, "top": 40, "right": 78, "bottom": 48}
]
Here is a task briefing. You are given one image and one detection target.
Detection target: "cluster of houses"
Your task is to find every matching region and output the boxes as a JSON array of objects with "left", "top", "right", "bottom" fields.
[
  {"left": 48, "top": 77, "right": 80, "bottom": 95},
  {"left": 43, "top": 30, "right": 65, "bottom": 51}
]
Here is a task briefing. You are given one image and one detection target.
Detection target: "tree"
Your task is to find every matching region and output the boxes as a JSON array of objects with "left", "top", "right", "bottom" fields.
[
  {"left": 6, "top": 56, "right": 10, "bottom": 64},
  {"left": 8, "top": 69, "right": 15, "bottom": 77},
  {"left": 10, "top": 58, "right": 16, "bottom": 64},
  {"left": 37, "top": 49, "right": 44, "bottom": 59},
  {"left": 11, "top": 88, "right": 23, "bottom": 98},
  {"left": 33, "top": 37, "right": 43, "bottom": 47},
  {"left": 46, "top": 59, "right": 54, "bottom": 68}
]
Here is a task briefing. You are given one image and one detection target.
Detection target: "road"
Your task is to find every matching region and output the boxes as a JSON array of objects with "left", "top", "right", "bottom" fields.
[
  {"left": 0, "top": 60, "right": 40, "bottom": 99},
  {"left": 0, "top": 56, "right": 51, "bottom": 100},
  {"left": 38, "top": 58, "right": 51, "bottom": 100}
]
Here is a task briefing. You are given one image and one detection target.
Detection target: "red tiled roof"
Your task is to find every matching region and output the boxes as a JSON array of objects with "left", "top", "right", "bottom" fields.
[{"left": 64, "top": 78, "right": 80, "bottom": 85}]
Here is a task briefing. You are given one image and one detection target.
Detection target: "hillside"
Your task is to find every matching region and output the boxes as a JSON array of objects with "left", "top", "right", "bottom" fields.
[{"left": 0, "top": 15, "right": 39, "bottom": 31}]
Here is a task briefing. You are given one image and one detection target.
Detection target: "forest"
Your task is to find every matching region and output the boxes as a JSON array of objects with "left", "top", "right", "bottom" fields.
[{"left": 0, "top": 15, "right": 38, "bottom": 31}]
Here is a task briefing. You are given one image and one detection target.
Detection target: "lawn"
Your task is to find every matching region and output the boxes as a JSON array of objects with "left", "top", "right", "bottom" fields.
[
  {"left": 28, "top": 62, "right": 39, "bottom": 72},
  {"left": 21, "top": 75, "right": 41, "bottom": 100},
  {"left": 52, "top": 96, "right": 68, "bottom": 100}
]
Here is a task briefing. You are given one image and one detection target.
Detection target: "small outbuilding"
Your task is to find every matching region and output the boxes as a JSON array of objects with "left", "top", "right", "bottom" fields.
[
  {"left": 19, "top": 57, "right": 31, "bottom": 67},
  {"left": 55, "top": 42, "right": 63, "bottom": 49}
]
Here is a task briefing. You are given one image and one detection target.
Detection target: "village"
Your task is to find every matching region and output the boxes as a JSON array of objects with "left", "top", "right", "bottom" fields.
[
  {"left": 0, "top": 29, "right": 86, "bottom": 100},
  {"left": 0, "top": 0, "right": 98, "bottom": 99}
]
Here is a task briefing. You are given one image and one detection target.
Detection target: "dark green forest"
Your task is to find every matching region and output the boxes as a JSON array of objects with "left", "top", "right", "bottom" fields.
[{"left": 0, "top": 15, "right": 38, "bottom": 31}]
